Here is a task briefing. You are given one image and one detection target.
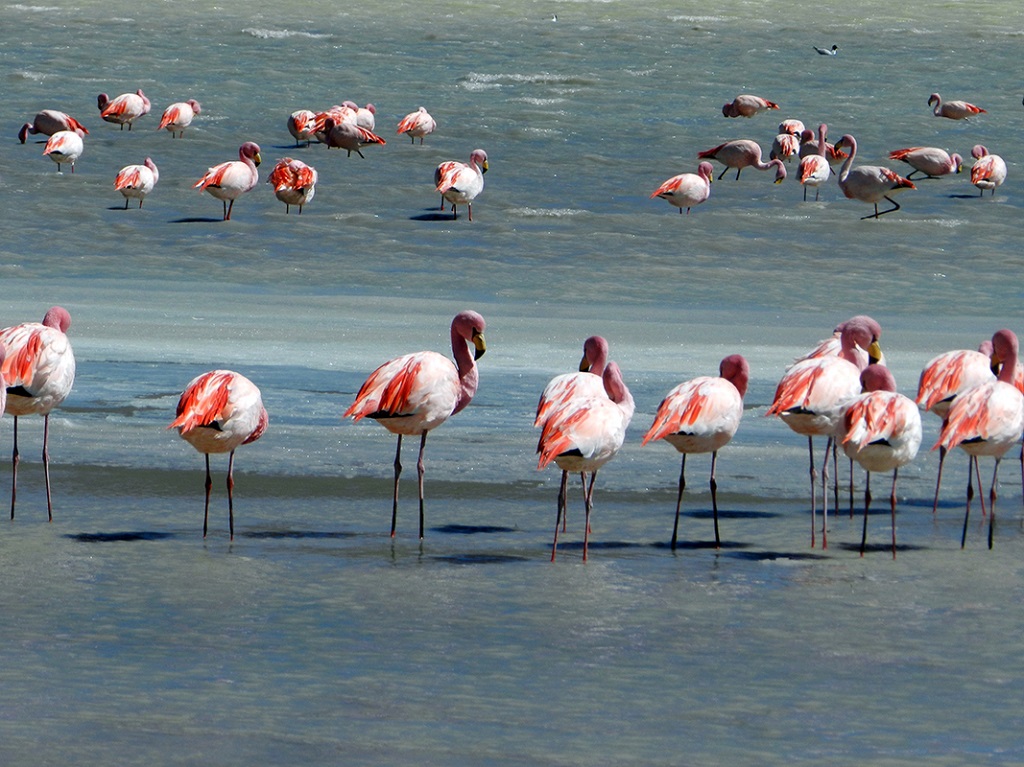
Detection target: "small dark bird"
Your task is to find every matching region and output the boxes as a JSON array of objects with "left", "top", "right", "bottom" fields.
[{"left": 814, "top": 44, "right": 839, "bottom": 55}]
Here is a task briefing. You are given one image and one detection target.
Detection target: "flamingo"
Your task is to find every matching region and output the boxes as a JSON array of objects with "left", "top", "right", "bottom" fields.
[
  {"left": 343, "top": 310, "right": 487, "bottom": 539},
  {"left": 267, "top": 157, "right": 318, "bottom": 214},
  {"left": 538, "top": 361, "right": 634, "bottom": 562},
  {"left": 396, "top": 106, "right": 437, "bottom": 144},
  {"left": 435, "top": 149, "right": 489, "bottom": 221},
  {"left": 113, "top": 157, "right": 159, "bottom": 208},
  {"left": 888, "top": 147, "right": 962, "bottom": 180},
  {"left": 814, "top": 44, "right": 839, "bottom": 55},
  {"left": 970, "top": 145, "right": 1006, "bottom": 196},
  {"left": 928, "top": 93, "right": 986, "bottom": 120},
  {"left": 770, "top": 132, "right": 801, "bottom": 163},
  {"left": 840, "top": 365, "right": 922, "bottom": 558},
  {"left": 97, "top": 89, "right": 151, "bottom": 130},
  {"left": 355, "top": 103, "right": 376, "bottom": 131},
  {"left": 778, "top": 119, "right": 806, "bottom": 136},
  {"left": 799, "top": 123, "right": 831, "bottom": 201},
  {"left": 697, "top": 139, "right": 787, "bottom": 182},
  {"left": 42, "top": 130, "right": 83, "bottom": 173},
  {"left": 193, "top": 141, "right": 262, "bottom": 221},
  {"left": 157, "top": 99, "right": 201, "bottom": 138},
  {"left": 934, "top": 329, "right": 1024, "bottom": 549},
  {"left": 650, "top": 162, "right": 714, "bottom": 214},
  {"left": 721, "top": 94, "right": 780, "bottom": 118},
  {"left": 169, "top": 370, "right": 268, "bottom": 540},
  {"left": 798, "top": 129, "right": 848, "bottom": 165},
  {"left": 322, "top": 117, "right": 387, "bottom": 157},
  {"left": 0, "top": 307, "right": 76, "bottom": 521},
  {"left": 833, "top": 134, "right": 916, "bottom": 219},
  {"left": 286, "top": 109, "right": 318, "bottom": 146},
  {"left": 767, "top": 317, "right": 882, "bottom": 547},
  {"left": 19, "top": 110, "right": 88, "bottom": 143},
  {"left": 642, "top": 354, "right": 749, "bottom": 550}
]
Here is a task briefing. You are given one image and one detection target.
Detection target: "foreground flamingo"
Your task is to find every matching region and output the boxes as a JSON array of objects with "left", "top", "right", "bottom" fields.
[
  {"left": 19, "top": 110, "right": 88, "bottom": 143},
  {"left": 42, "top": 131, "right": 83, "bottom": 173},
  {"left": 193, "top": 141, "right": 262, "bottom": 220},
  {"left": 396, "top": 106, "right": 437, "bottom": 144},
  {"left": 834, "top": 134, "right": 916, "bottom": 219},
  {"left": 928, "top": 93, "right": 986, "bottom": 120},
  {"left": 721, "top": 94, "right": 779, "bottom": 118},
  {"left": 697, "top": 139, "right": 787, "bottom": 182},
  {"left": 970, "top": 145, "right": 1006, "bottom": 196},
  {"left": 0, "top": 307, "right": 76, "bottom": 521},
  {"left": 286, "top": 109, "right": 317, "bottom": 146},
  {"left": 169, "top": 370, "right": 268, "bottom": 539},
  {"left": 650, "top": 162, "right": 714, "bottom": 214},
  {"left": 97, "top": 89, "right": 151, "bottom": 129},
  {"left": 435, "top": 149, "right": 489, "bottom": 220},
  {"left": 343, "top": 311, "right": 487, "bottom": 539},
  {"left": 113, "top": 157, "right": 159, "bottom": 208},
  {"left": 840, "top": 365, "right": 922, "bottom": 558},
  {"left": 888, "top": 147, "right": 962, "bottom": 180},
  {"left": 538, "top": 361, "right": 634, "bottom": 562},
  {"left": 798, "top": 123, "right": 831, "bottom": 201},
  {"left": 934, "top": 329, "right": 1024, "bottom": 549},
  {"left": 157, "top": 99, "right": 201, "bottom": 138},
  {"left": 267, "top": 157, "right": 318, "bottom": 214},
  {"left": 642, "top": 354, "right": 749, "bottom": 550}
]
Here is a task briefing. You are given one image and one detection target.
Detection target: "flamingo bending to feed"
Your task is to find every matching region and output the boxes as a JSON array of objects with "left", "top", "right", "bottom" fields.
[
  {"left": 170, "top": 370, "right": 268, "bottom": 540},
  {"left": 928, "top": 93, "right": 985, "bottom": 120},
  {"left": 650, "top": 162, "right": 714, "bottom": 214},
  {"left": 697, "top": 140, "right": 787, "bottom": 182},
  {"left": 19, "top": 110, "right": 88, "bottom": 143},
  {"left": 114, "top": 157, "right": 159, "bottom": 208},
  {"left": 97, "top": 89, "right": 151, "bottom": 129},
  {"left": 396, "top": 106, "right": 436, "bottom": 144},
  {"left": 193, "top": 141, "right": 262, "bottom": 221},
  {"left": 0, "top": 307, "right": 76, "bottom": 521},
  {"left": 888, "top": 147, "right": 962, "bottom": 180},
  {"left": 322, "top": 118, "right": 386, "bottom": 157},
  {"left": 642, "top": 354, "right": 749, "bottom": 550},
  {"left": 833, "top": 134, "right": 916, "bottom": 219},
  {"left": 799, "top": 123, "right": 831, "bottom": 201},
  {"left": 42, "top": 131, "right": 83, "bottom": 173},
  {"left": 157, "top": 99, "right": 201, "bottom": 138},
  {"left": 343, "top": 311, "right": 487, "bottom": 539},
  {"left": 721, "top": 94, "right": 779, "bottom": 118},
  {"left": 970, "top": 145, "right": 1006, "bottom": 196},
  {"left": 267, "top": 157, "right": 318, "bottom": 214},
  {"left": 435, "top": 149, "right": 489, "bottom": 220}
]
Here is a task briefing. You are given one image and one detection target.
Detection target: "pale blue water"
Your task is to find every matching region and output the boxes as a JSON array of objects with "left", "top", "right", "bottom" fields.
[{"left": 2, "top": 1, "right": 1024, "bottom": 764}]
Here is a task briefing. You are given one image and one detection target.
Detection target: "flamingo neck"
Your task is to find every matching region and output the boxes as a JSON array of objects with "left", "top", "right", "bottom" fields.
[{"left": 451, "top": 330, "right": 479, "bottom": 415}]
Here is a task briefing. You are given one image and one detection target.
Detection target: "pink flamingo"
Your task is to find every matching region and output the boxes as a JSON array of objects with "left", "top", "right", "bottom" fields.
[
  {"left": 642, "top": 354, "right": 749, "bottom": 550},
  {"left": 770, "top": 132, "right": 801, "bottom": 163},
  {"left": 114, "top": 157, "right": 159, "bottom": 208},
  {"left": 193, "top": 142, "right": 262, "bottom": 221},
  {"left": 778, "top": 118, "right": 806, "bottom": 136},
  {"left": 928, "top": 93, "right": 986, "bottom": 120},
  {"left": 888, "top": 147, "right": 962, "bottom": 180},
  {"left": 435, "top": 149, "right": 489, "bottom": 220},
  {"left": 287, "top": 109, "right": 318, "bottom": 146},
  {"left": 840, "top": 365, "right": 922, "bottom": 558},
  {"left": 798, "top": 123, "right": 831, "bottom": 201},
  {"left": 934, "top": 329, "right": 1024, "bottom": 549},
  {"left": 798, "top": 129, "right": 848, "bottom": 165},
  {"left": 157, "top": 99, "right": 201, "bottom": 138},
  {"left": 355, "top": 103, "right": 376, "bottom": 131},
  {"left": 650, "top": 162, "right": 714, "bottom": 214},
  {"left": 538, "top": 361, "right": 634, "bottom": 562},
  {"left": 697, "top": 139, "right": 787, "bottom": 181},
  {"left": 19, "top": 110, "right": 88, "bottom": 143},
  {"left": 267, "top": 157, "right": 318, "bottom": 214},
  {"left": 343, "top": 311, "right": 487, "bottom": 539},
  {"left": 834, "top": 134, "right": 916, "bottom": 219},
  {"left": 0, "top": 307, "right": 75, "bottom": 521},
  {"left": 322, "top": 117, "right": 387, "bottom": 157},
  {"left": 396, "top": 106, "right": 437, "bottom": 144},
  {"left": 97, "top": 89, "right": 151, "bottom": 129},
  {"left": 42, "top": 130, "right": 83, "bottom": 173},
  {"left": 721, "top": 94, "right": 779, "bottom": 118},
  {"left": 970, "top": 145, "right": 1006, "bottom": 196},
  {"left": 169, "top": 370, "right": 268, "bottom": 540}
]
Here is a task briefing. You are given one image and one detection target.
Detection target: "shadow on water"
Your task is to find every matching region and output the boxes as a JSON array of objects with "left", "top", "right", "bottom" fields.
[
  {"left": 243, "top": 530, "right": 358, "bottom": 540},
  {"left": 836, "top": 542, "right": 929, "bottom": 555},
  {"left": 432, "top": 553, "right": 531, "bottom": 565},
  {"left": 686, "top": 509, "right": 780, "bottom": 520},
  {"left": 66, "top": 531, "right": 176, "bottom": 543},
  {"left": 652, "top": 539, "right": 751, "bottom": 551},
  {"left": 724, "top": 550, "right": 829, "bottom": 562},
  {"left": 432, "top": 524, "right": 519, "bottom": 535},
  {"left": 170, "top": 217, "right": 227, "bottom": 224}
]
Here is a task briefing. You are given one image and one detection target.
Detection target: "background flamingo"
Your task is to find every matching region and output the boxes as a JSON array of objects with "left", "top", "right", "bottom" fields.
[
  {"left": 193, "top": 141, "right": 262, "bottom": 220},
  {"left": 157, "top": 99, "right": 201, "bottom": 138},
  {"left": 834, "top": 133, "right": 916, "bottom": 219},
  {"left": 697, "top": 139, "right": 787, "bottom": 181},
  {"left": 287, "top": 109, "right": 317, "bottom": 146},
  {"left": 42, "top": 131, "right": 83, "bottom": 173},
  {"left": 267, "top": 157, "right": 318, "bottom": 214},
  {"left": 435, "top": 149, "right": 489, "bottom": 220},
  {"left": 650, "top": 162, "right": 714, "bottom": 214},
  {"left": 721, "top": 94, "right": 779, "bottom": 118},
  {"left": 114, "top": 157, "right": 159, "bottom": 208},
  {"left": 97, "top": 89, "right": 151, "bottom": 129},
  {"left": 970, "top": 145, "right": 1006, "bottom": 196},
  {"left": 928, "top": 93, "right": 986, "bottom": 120},
  {"left": 799, "top": 123, "right": 831, "bottom": 201},
  {"left": 19, "top": 110, "right": 88, "bottom": 143},
  {"left": 888, "top": 147, "right": 962, "bottom": 180},
  {"left": 396, "top": 106, "right": 436, "bottom": 144},
  {"left": 322, "top": 118, "right": 386, "bottom": 157}
]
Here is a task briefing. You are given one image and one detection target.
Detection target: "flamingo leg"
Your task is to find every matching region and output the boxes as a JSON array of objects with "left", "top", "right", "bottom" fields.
[
  {"left": 821, "top": 437, "right": 832, "bottom": 548},
  {"left": 807, "top": 437, "right": 818, "bottom": 547},
  {"left": 226, "top": 450, "right": 236, "bottom": 541},
  {"left": 391, "top": 435, "right": 403, "bottom": 538},
  {"left": 225, "top": 199, "right": 235, "bottom": 221},
  {"left": 961, "top": 455, "right": 976, "bottom": 549},
  {"left": 417, "top": 431, "right": 428, "bottom": 540},
  {"left": 975, "top": 454, "right": 987, "bottom": 518},
  {"left": 932, "top": 445, "right": 948, "bottom": 514},
  {"left": 582, "top": 471, "right": 598, "bottom": 563},
  {"left": 551, "top": 470, "right": 568, "bottom": 562},
  {"left": 579, "top": 472, "right": 591, "bottom": 534},
  {"left": 803, "top": 185, "right": 808, "bottom": 202},
  {"left": 671, "top": 453, "right": 686, "bottom": 551},
  {"left": 860, "top": 470, "right": 872, "bottom": 557},
  {"left": 890, "top": 469, "right": 899, "bottom": 559},
  {"left": 849, "top": 456, "right": 856, "bottom": 519},
  {"left": 124, "top": 198, "right": 130, "bottom": 210},
  {"left": 710, "top": 451, "right": 721, "bottom": 549},
  {"left": 988, "top": 459, "right": 1002, "bottom": 550},
  {"left": 42, "top": 414, "right": 53, "bottom": 522},
  {"left": 203, "top": 453, "right": 212, "bottom": 538},
  {"left": 10, "top": 416, "right": 19, "bottom": 520},
  {"left": 862, "top": 196, "right": 901, "bottom": 220}
]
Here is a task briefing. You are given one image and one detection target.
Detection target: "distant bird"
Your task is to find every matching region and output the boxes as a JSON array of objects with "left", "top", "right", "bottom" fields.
[
  {"left": 650, "top": 161, "right": 714, "bottom": 214},
  {"left": 42, "top": 130, "right": 83, "bottom": 173},
  {"left": 834, "top": 133, "right": 916, "bottom": 219},
  {"left": 697, "top": 139, "right": 787, "bottom": 182},
  {"left": 267, "top": 157, "right": 317, "bottom": 214},
  {"left": 97, "top": 89, "right": 151, "bottom": 130},
  {"left": 814, "top": 44, "right": 839, "bottom": 55},
  {"left": 538, "top": 361, "right": 634, "bottom": 562},
  {"left": 157, "top": 99, "right": 201, "bottom": 138},
  {"left": 887, "top": 147, "right": 962, "bottom": 179},
  {"left": 19, "top": 110, "right": 88, "bottom": 143},
  {"left": 928, "top": 93, "right": 986, "bottom": 120},
  {"left": 193, "top": 141, "right": 262, "bottom": 221},
  {"left": 114, "top": 157, "right": 159, "bottom": 208},
  {"left": 343, "top": 310, "right": 487, "bottom": 539},
  {"left": 396, "top": 106, "right": 437, "bottom": 144},
  {"left": 435, "top": 149, "right": 489, "bottom": 221},
  {"left": 169, "top": 370, "right": 268, "bottom": 540},
  {"left": 286, "top": 109, "right": 318, "bottom": 146},
  {"left": 799, "top": 123, "right": 831, "bottom": 201},
  {"left": 0, "top": 306, "right": 76, "bottom": 521},
  {"left": 970, "top": 144, "right": 1006, "bottom": 196},
  {"left": 840, "top": 365, "right": 922, "bottom": 558},
  {"left": 721, "top": 94, "right": 780, "bottom": 118},
  {"left": 934, "top": 329, "right": 1024, "bottom": 549},
  {"left": 642, "top": 354, "right": 749, "bottom": 550},
  {"left": 322, "top": 117, "right": 387, "bottom": 157}
]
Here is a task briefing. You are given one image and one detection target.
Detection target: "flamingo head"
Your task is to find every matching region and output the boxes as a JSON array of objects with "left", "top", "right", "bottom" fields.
[
  {"left": 720, "top": 354, "right": 750, "bottom": 398},
  {"left": 42, "top": 306, "right": 72, "bottom": 334},
  {"left": 239, "top": 141, "right": 262, "bottom": 166}
]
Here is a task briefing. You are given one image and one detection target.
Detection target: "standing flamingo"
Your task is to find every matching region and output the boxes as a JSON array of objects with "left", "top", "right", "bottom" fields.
[
  {"left": 798, "top": 129, "right": 848, "bottom": 166},
  {"left": 970, "top": 145, "right": 1006, "bottom": 196},
  {"left": 0, "top": 307, "right": 75, "bottom": 521},
  {"left": 114, "top": 157, "right": 159, "bottom": 208},
  {"left": 396, "top": 106, "right": 436, "bottom": 144},
  {"left": 697, "top": 140, "right": 787, "bottom": 181},
  {"left": 97, "top": 89, "right": 151, "bottom": 129},
  {"left": 157, "top": 99, "right": 201, "bottom": 138},
  {"left": 928, "top": 93, "right": 986, "bottom": 120},
  {"left": 840, "top": 365, "right": 922, "bottom": 558},
  {"left": 42, "top": 131, "right": 83, "bottom": 173},
  {"left": 721, "top": 94, "right": 780, "bottom": 118},
  {"left": 193, "top": 142, "right": 262, "bottom": 221},
  {"left": 888, "top": 147, "right": 962, "bottom": 180},
  {"left": 538, "top": 361, "right": 634, "bottom": 562},
  {"left": 355, "top": 103, "right": 376, "bottom": 131},
  {"left": 778, "top": 119, "right": 806, "bottom": 136},
  {"left": 435, "top": 149, "right": 489, "bottom": 220},
  {"left": 934, "top": 329, "right": 1024, "bottom": 549},
  {"left": 770, "top": 132, "right": 801, "bottom": 163},
  {"left": 267, "top": 157, "right": 318, "bottom": 214},
  {"left": 343, "top": 311, "right": 487, "bottom": 539},
  {"left": 322, "top": 117, "right": 387, "bottom": 157},
  {"left": 19, "top": 110, "right": 88, "bottom": 143},
  {"left": 833, "top": 134, "right": 916, "bottom": 219},
  {"left": 650, "top": 162, "right": 714, "bottom": 214},
  {"left": 642, "top": 354, "right": 749, "bottom": 550},
  {"left": 799, "top": 123, "right": 831, "bottom": 201},
  {"left": 169, "top": 370, "right": 268, "bottom": 540},
  {"left": 287, "top": 109, "right": 318, "bottom": 146}
]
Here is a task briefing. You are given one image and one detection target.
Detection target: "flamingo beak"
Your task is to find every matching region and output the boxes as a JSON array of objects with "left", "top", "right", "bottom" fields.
[
  {"left": 481, "top": 160, "right": 489, "bottom": 174},
  {"left": 578, "top": 354, "right": 591, "bottom": 372},
  {"left": 868, "top": 341, "right": 883, "bottom": 365},
  {"left": 473, "top": 330, "right": 487, "bottom": 360}
]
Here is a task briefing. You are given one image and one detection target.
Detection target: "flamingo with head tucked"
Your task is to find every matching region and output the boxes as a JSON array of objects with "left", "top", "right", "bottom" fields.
[
  {"left": 970, "top": 145, "right": 1006, "bottom": 196},
  {"left": 833, "top": 134, "right": 916, "bottom": 219},
  {"left": 928, "top": 93, "right": 986, "bottom": 120},
  {"left": 650, "top": 162, "right": 714, "bottom": 214},
  {"left": 19, "top": 110, "right": 88, "bottom": 143},
  {"left": 193, "top": 142, "right": 262, "bottom": 220},
  {"left": 114, "top": 157, "right": 159, "bottom": 208},
  {"left": 157, "top": 99, "right": 201, "bottom": 138},
  {"left": 267, "top": 157, "right": 317, "bottom": 214},
  {"left": 97, "top": 89, "right": 151, "bottom": 130},
  {"left": 42, "top": 131, "right": 83, "bottom": 173},
  {"left": 396, "top": 106, "right": 436, "bottom": 144},
  {"left": 697, "top": 139, "right": 787, "bottom": 182},
  {"left": 287, "top": 109, "right": 318, "bottom": 146}
]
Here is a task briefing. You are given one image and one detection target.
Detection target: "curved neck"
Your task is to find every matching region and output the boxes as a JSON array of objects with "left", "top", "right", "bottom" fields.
[{"left": 451, "top": 329, "right": 478, "bottom": 414}]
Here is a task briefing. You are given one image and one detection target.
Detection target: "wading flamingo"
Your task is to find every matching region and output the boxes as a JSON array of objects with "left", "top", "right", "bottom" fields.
[
  {"left": 928, "top": 93, "right": 985, "bottom": 120},
  {"left": 193, "top": 141, "right": 262, "bottom": 220},
  {"left": 287, "top": 109, "right": 317, "bottom": 146},
  {"left": 697, "top": 139, "right": 787, "bottom": 182},
  {"left": 834, "top": 134, "right": 916, "bottom": 219},
  {"left": 396, "top": 106, "right": 436, "bottom": 144},
  {"left": 888, "top": 147, "right": 962, "bottom": 180},
  {"left": 650, "top": 162, "right": 714, "bottom": 214},
  {"left": 19, "top": 110, "right": 88, "bottom": 143},
  {"left": 42, "top": 131, "right": 83, "bottom": 173},
  {"left": 970, "top": 145, "right": 1006, "bottom": 196},
  {"left": 157, "top": 99, "right": 201, "bottom": 138},
  {"left": 114, "top": 157, "right": 159, "bottom": 208},
  {"left": 97, "top": 89, "right": 151, "bottom": 129},
  {"left": 322, "top": 118, "right": 387, "bottom": 157},
  {"left": 435, "top": 149, "right": 489, "bottom": 220},
  {"left": 267, "top": 157, "right": 318, "bottom": 214},
  {"left": 799, "top": 123, "right": 831, "bottom": 201},
  {"left": 721, "top": 94, "right": 779, "bottom": 118}
]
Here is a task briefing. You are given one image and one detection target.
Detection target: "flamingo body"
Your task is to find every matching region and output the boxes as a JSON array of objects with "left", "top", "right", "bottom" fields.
[
  {"left": 268, "top": 157, "right": 318, "bottom": 213},
  {"left": 888, "top": 147, "right": 962, "bottom": 179},
  {"left": 798, "top": 124, "right": 831, "bottom": 201},
  {"left": 42, "top": 131, "right": 84, "bottom": 173},
  {"left": 970, "top": 145, "right": 1006, "bottom": 196},
  {"left": 534, "top": 336, "right": 610, "bottom": 428},
  {"left": 435, "top": 149, "right": 489, "bottom": 220},
  {"left": 397, "top": 106, "right": 436, "bottom": 144},
  {"left": 722, "top": 94, "right": 779, "bottom": 118},
  {"left": 834, "top": 134, "right": 916, "bottom": 218},
  {"left": 98, "top": 89, "right": 151, "bottom": 129},
  {"left": 19, "top": 110, "right": 88, "bottom": 143},
  {"left": 928, "top": 93, "right": 985, "bottom": 120},
  {"left": 114, "top": 157, "right": 159, "bottom": 208},
  {"left": 157, "top": 99, "right": 201, "bottom": 137},
  {"left": 287, "top": 109, "right": 318, "bottom": 146},
  {"left": 697, "top": 139, "right": 787, "bottom": 182},
  {"left": 650, "top": 162, "right": 713, "bottom": 214},
  {"left": 193, "top": 142, "right": 262, "bottom": 220},
  {"left": 322, "top": 118, "right": 386, "bottom": 157}
]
